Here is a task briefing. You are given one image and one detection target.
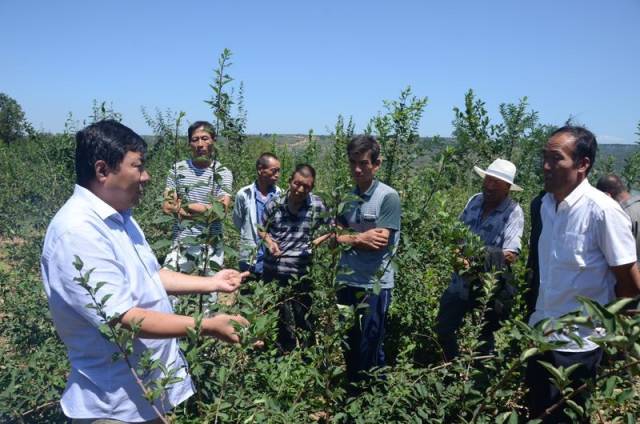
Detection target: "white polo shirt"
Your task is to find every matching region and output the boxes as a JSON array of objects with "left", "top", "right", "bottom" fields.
[
  {"left": 41, "top": 185, "right": 194, "bottom": 421},
  {"left": 529, "top": 179, "right": 636, "bottom": 352}
]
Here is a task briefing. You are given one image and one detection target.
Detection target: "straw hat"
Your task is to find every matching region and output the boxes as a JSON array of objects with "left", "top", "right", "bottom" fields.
[{"left": 473, "top": 158, "right": 523, "bottom": 191}]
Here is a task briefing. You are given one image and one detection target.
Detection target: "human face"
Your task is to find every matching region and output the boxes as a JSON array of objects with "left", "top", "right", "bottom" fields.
[
  {"left": 482, "top": 175, "right": 510, "bottom": 206},
  {"left": 189, "top": 127, "right": 215, "bottom": 164},
  {"left": 542, "top": 132, "right": 589, "bottom": 202},
  {"left": 348, "top": 150, "right": 380, "bottom": 191},
  {"left": 288, "top": 172, "right": 314, "bottom": 205},
  {"left": 104, "top": 150, "right": 150, "bottom": 211},
  {"left": 257, "top": 158, "right": 281, "bottom": 187}
]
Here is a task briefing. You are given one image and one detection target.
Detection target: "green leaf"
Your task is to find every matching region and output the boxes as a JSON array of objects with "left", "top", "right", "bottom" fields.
[
  {"left": 606, "top": 297, "right": 635, "bottom": 314},
  {"left": 73, "top": 255, "right": 84, "bottom": 271},
  {"left": 520, "top": 347, "right": 538, "bottom": 362},
  {"left": 151, "top": 239, "right": 172, "bottom": 250}
]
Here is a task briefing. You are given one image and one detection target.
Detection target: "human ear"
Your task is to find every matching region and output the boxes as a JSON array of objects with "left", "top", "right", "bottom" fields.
[
  {"left": 94, "top": 160, "right": 109, "bottom": 182},
  {"left": 579, "top": 157, "right": 591, "bottom": 174}
]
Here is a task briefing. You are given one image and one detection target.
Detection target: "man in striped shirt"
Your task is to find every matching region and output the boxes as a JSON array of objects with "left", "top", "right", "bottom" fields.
[
  {"left": 260, "top": 164, "right": 331, "bottom": 352},
  {"left": 162, "top": 121, "right": 233, "bottom": 291}
]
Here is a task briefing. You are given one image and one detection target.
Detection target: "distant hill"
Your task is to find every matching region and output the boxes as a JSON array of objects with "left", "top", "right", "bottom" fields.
[
  {"left": 598, "top": 143, "right": 638, "bottom": 172},
  {"left": 152, "top": 133, "right": 637, "bottom": 173}
]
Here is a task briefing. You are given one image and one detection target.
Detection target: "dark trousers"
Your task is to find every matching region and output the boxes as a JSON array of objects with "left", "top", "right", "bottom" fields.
[
  {"left": 525, "top": 348, "right": 603, "bottom": 423},
  {"left": 435, "top": 279, "right": 514, "bottom": 360},
  {"left": 336, "top": 286, "right": 391, "bottom": 384},
  {"left": 263, "top": 270, "right": 314, "bottom": 353}
]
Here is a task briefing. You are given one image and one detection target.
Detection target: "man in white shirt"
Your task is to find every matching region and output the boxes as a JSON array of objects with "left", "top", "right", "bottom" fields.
[
  {"left": 41, "top": 120, "right": 250, "bottom": 423},
  {"left": 525, "top": 125, "right": 640, "bottom": 423}
]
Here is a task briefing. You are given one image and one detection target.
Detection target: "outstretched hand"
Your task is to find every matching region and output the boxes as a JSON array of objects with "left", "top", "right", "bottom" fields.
[
  {"left": 211, "top": 269, "right": 250, "bottom": 293},
  {"left": 203, "top": 313, "right": 249, "bottom": 344}
]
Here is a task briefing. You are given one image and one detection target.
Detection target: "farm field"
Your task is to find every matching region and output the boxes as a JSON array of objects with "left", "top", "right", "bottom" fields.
[{"left": 1, "top": 77, "right": 640, "bottom": 423}]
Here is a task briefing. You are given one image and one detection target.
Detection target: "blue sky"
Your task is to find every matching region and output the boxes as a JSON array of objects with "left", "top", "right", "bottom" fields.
[{"left": 1, "top": 0, "right": 639, "bottom": 143}]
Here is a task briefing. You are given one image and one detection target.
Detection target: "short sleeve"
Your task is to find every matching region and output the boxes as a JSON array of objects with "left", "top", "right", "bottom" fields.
[
  {"left": 165, "top": 167, "right": 177, "bottom": 191},
  {"left": 377, "top": 191, "right": 401, "bottom": 230},
  {"left": 502, "top": 203, "right": 525, "bottom": 253},
  {"left": 598, "top": 205, "right": 637, "bottom": 266},
  {"left": 217, "top": 166, "right": 233, "bottom": 197}
]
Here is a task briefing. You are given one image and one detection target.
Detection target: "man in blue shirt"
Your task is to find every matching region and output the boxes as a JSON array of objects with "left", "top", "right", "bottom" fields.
[
  {"left": 233, "top": 153, "right": 282, "bottom": 279},
  {"left": 435, "top": 158, "right": 524, "bottom": 360}
]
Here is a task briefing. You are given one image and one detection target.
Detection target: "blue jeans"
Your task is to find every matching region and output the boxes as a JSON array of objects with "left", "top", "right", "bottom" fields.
[{"left": 336, "top": 286, "right": 391, "bottom": 384}]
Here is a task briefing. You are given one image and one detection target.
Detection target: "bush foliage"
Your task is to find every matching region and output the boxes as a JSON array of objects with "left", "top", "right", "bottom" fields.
[{"left": 1, "top": 53, "right": 640, "bottom": 423}]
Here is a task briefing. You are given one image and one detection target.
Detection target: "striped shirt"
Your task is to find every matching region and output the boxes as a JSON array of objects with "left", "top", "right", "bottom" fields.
[
  {"left": 165, "top": 159, "right": 232, "bottom": 243},
  {"left": 262, "top": 193, "right": 330, "bottom": 278}
]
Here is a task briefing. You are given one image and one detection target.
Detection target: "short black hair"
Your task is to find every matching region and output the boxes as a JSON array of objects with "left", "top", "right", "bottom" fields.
[
  {"left": 75, "top": 120, "right": 147, "bottom": 187},
  {"left": 550, "top": 125, "right": 597, "bottom": 175},
  {"left": 290, "top": 163, "right": 316, "bottom": 184},
  {"left": 256, "top": 152, "right": 279, "bottom": 171},
  {"left": 347, "top": 134, "right": 381, "bottom": 163},
  {"left": 596, "top": 174, "right": 626, "bottom": 198},
  {"left": 187, "top": 121, "right": 216, "bottom": 142}
]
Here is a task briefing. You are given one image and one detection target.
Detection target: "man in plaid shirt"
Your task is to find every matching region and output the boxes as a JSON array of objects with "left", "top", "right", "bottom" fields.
[{"left": 260, "top": 164, "right": 332, "bottom": 352}]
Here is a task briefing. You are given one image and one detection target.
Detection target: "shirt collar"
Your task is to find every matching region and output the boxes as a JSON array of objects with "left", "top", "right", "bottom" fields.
[
  {"left": 74, "top": 184, "right": 130, "bottom": 223},
  {"left": 254, "top": 181, "right": 276, "bottom": 197},
  {"left": 622, "top": 194, "right": 640, "bottom": 208},
  {"left": 284, "top": 192, "right": 312, "bottom": 211},
  {"left": 356, "top": 179, "right": 379, "bottom": 198},
  {"left": 563, "top": 178, "right": 590, "bottom": 207},
  {"left": 542, "top": 178, "right": 590, "bottom": 210},
  {"left": 491, "top": 195, "right": 512, "bottom": 213}
]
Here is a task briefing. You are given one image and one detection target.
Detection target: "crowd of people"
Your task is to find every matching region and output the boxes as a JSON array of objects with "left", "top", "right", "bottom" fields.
[{"left": 40, "top": 119, "right": 639, "bottom": 423}]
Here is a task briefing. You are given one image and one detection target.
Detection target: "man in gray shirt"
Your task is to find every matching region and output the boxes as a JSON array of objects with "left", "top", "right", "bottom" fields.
[{"left": 334, "top": 135, "right": 401, "bottom": 385}]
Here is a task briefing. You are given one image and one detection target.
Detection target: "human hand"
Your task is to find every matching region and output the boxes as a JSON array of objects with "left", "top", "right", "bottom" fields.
[
  {"left": 203, "top": 313, "right": 249, "bottom": 344},
  {"left": 268, "top": 239, "right": 282, "bottom": 256},
  {"left": 211, "top": 269, "right": 250, "bottom": 293},
  {"left": 356, "top": 228, "right": 389, "bottom": 250},
  {"left": 503, "top": 250, "right": 518, "bottom": 265}
]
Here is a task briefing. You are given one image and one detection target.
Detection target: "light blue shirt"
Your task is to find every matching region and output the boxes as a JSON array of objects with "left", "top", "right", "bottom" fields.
[
  {"left": 41, "top": 185, "right": 194, "bottom": 421},
  {"left": 449, "top": 193, "right": 524, "bottom": 297},
  {"left": 459, "top": 193, "right": 524, "bottom": 253},
  {"left": 253, "top": 182, "right": 278, "bottom": 274}
]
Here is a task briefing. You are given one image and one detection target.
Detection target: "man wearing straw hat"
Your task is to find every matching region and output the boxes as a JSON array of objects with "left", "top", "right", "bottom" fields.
[{"left": 435, "top": 158, "right": 524, "bottom": 360}]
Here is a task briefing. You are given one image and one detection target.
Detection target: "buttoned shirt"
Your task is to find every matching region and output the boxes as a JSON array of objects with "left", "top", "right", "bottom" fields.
[
  {"left": 262, "top": 192, "right": 329, "bottom": 278},
  {"left": 450, "top": 193, "right": 524, "bottom": 296},
  {"left": 460, "top": 193, "right": 524, "bottom": 253},
  {"left": 529, "top": 179, "right": 636, "bottom": 352},
  {"left": 41, "top": 185, "right": 194, "bottom": 421},
  {"left": 253, "top": 183, "right": 279, "bottom": 274}
]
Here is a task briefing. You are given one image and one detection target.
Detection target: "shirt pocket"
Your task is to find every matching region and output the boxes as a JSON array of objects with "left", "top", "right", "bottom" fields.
[{"left": 554, "top": 231, "right": 586, "bottom": 269}]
